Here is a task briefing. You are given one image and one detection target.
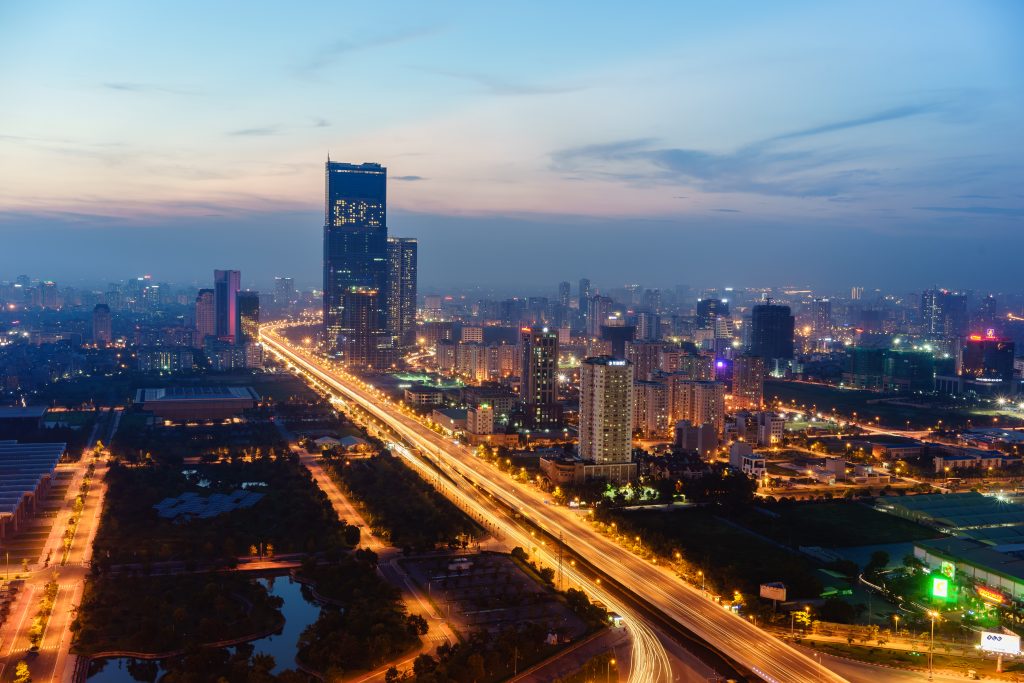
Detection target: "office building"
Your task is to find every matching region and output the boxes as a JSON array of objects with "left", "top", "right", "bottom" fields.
[
  {"left": 558, "top": 281, "right": 571, "bottom": 308},
  {"left": 579, "top": 357, "right": 634, "bottom": 464},
  {"left": 921, "top": 288, "right": 968, "bottom": 338},
  {"left": 194, "top": 289, "right": 215, "bottom": 345},
  {"left": 959, "top": 333, "right": 1016, "bottom": 390},
  {"left": 732, "top": 355, "right": 765, "bottom": 410},
  {"left": 323, "top": 161, "right": 389, "bottom": 350},
  {"left": 214, "top": 269, "right": 241, "bottom": 342},
  {"left": 520, "top": 326, "right": 561, "bottom": 429},
  {"left": 92, "top": 304, "right": 112, "bottom": 345},
  {"left": 749, "top": 303, "right": 794, "bottom": 363},
  {"left": 387, "top": 236, "right": 417, "bottom": 347},
  {"left": 696, "top": 298, "right": 728, "bottom": 329},
  {"left": 587, "top": 295, "right": 613, "bottom": 337},
  {"left": 237, "top": 291, "right": 260, "bottom": 341},
  {"left": 811, "top": 298, "right": 832, "bottom": 337},
  {"left": 338, "top": 287, "right": 393, "bottom": 369},
  {"left": 578, "top": 278, "right": 591, "bottom": 309}
]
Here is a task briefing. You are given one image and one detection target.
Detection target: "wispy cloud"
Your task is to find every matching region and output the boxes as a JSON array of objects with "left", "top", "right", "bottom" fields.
[
  {"left": 550, "top": 101, "right": 955, "bottom": 197},
  {"left": 392, "top": 175, "right": 425, "bottom": 182},
  {"left": 101, "top": 82, "right": 198, "bottom": 95},
  {"left": 915, "top": 205, "right": 1024, "bottom": 217},
  {"left": 296, "top": 26, "right": 441, "bottom": 76},
  {"left": 418, "top": 68, "right": 582, "bottom": 96},
  {"left": 227, "top": 125, "right": 282, "bottom": 137}
]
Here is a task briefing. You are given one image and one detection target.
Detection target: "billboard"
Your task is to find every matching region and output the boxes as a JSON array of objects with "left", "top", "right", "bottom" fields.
[
  {"left": 940, "top": 561, "right": 955, "bottom": 579},
  {"left": 760, "top": 582, "right": 787, "bottom": 601},
  {"left": 931, "top": 576, "right": 949, "bottom": 599},
  {"left": 980, "top": 632, "right": 1021, "bottom": 655}
]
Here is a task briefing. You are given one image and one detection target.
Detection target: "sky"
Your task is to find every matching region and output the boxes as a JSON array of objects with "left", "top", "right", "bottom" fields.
[{"left": 1, "top": 1, "right": 1022, "bottom": 292}]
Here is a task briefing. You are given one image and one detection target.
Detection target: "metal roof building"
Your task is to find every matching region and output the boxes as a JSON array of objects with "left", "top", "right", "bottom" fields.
[{"left": 0, "top": 440, "right": 67, "bottom": 540}]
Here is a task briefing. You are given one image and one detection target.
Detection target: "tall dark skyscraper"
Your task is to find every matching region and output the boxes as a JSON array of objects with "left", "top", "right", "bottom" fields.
[
  {"left": 92, "top": 304, "right": 112, "bottom": 345},
  {"left": 558, "top": 281, "right": 571, "bottom": 308},
  {"left": 323, "top": 160, "right": 389, "bottom": 350},
  {"left": 921, "top": 288, "right": 968, "bottom": 338},
  {"left": 237, "top": 291, "right": 260, "bottom": 341},
  {"left": 520, "top": 326, "right": 561, "bottom": 429},
  {"left": 749, "top": 303, "right": 794, "bottom": 362},
  {"left": 695, "top": 298, "right": 728, "bottom": 329},
  {"left": 214, "top": 269, "right": 240, "bottom": 342},
  {"left": 387, "top": 237, "right": 418, "bottom": 348}
]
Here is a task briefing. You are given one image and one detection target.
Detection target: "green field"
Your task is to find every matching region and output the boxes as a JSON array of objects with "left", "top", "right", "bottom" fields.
[{"left": 729, "top": 502, "right": 941, "bottom": 548}]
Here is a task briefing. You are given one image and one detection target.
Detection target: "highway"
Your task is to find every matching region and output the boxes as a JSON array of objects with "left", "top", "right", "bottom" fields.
[{"left": 262, "top": 324, "right": 850, "bottom": 683}]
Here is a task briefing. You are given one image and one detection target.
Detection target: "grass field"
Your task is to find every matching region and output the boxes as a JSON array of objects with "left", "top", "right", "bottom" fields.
[{"left": 730, "top": 502, "right": 941, "bottom": 548}]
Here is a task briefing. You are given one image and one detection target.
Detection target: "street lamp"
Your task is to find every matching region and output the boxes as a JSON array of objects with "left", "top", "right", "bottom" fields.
[
  {"left": 893, "top": 613, "right": 900, "bottom": 636},
  {"left": 927, "top": 610, "right": 939, "bottom": 681},
  {"left": 697, "top": 570, "right": 705, "bottom": 592},
  {"left": 606, "top": 657, "right": 616, "bottom": 683}
]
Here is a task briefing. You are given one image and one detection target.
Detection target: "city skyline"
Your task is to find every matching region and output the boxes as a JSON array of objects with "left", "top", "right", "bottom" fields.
[{"left": 1, "top": 1, "right": 1023, "bottom": 288}]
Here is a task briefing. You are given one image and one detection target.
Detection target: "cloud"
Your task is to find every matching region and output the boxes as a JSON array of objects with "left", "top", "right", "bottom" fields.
[
  {"left": 227, "top": 125, "right": 282, "bottom": 137},
  {"left": 311, "top": 118, "right": 331, "bottom": 128},
  {"left": 392, "top": 175, "right": 425, "bottom": 182},
  {"left": 101, "top": 82, "right": 197, "bottom": 95},
  {"left": 954, "top": 194, "right": 1000, "bottom": 200},
  {"left": 296, "top": 27, "right": 441, "bottom": 76},
  {"left": 417, "top": 68, "right": 582, "bottom": 96},
  {"left": 550, "top": 101, "right": 955, "bottom": 198},
  {"left": 712, "top": 208, "right": 741, "bottom": 213},
  {"left": 914, "top": 205, "right": 1024, "bottom": 217}
]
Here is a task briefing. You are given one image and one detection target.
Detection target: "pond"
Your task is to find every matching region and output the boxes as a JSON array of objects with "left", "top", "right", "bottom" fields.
[{"left": 86, "top": 573, "right": 321, "bottom": 681}]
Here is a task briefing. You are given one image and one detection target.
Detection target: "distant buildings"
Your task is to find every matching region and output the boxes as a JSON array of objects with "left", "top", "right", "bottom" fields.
[
  {"left": 237, "top": 291, "right": 260, "bottom": 341},
  {"left": 194, "top": 289, "right": 215, "bottom": 344},
  {"left": 936, "top": 331, "right": 1017, "bottom": 396},
  {"left": 731, "top": 355, "right": 765, "bottom": 410},
  {"left": 91, "top": 304, "right": 112, "bottom": 345},
  {"left": 214, "top": 269, "right": 240, "bottom": 342}
]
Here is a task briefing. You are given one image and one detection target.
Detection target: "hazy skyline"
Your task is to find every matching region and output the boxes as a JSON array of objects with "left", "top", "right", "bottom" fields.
[{"left": 1, "top": 1, "right": 1022, "bottom": 289}]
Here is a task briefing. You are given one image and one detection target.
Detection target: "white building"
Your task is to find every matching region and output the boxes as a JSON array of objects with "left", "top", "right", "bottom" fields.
[{"left": 579, "top": 356, "right": 634, "bottom": 465}]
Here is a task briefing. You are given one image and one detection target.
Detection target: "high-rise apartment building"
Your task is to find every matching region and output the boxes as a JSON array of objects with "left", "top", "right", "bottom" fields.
[
  {"left": 587, "top": 295, "right": 613, "bottom": 337},
  {"left": 194, "top": 289, "right": 215, "bottom": 344},
  {"left": 625, "top": 340, "right": 663, "bottom": 381},
  {"left": 811, "top": 298, "right": 832, "bottom": 338},
  {"left": 578, "top": 278, "right": 591, "bottom": 308},
  {"left": 674, "top": 380, "right": 726, "bottom": 435},
  {"left": 92, "top": 304, "right": 112, "bottom": 345},
  {"left": 579, "top": 357, "right": 634, "bottom": 464},
  {"left": 214, "top": 269, "right": 241, "bottom": 342},
  {"left": 520, "top": 326, "right": 561, "bottom": 429},
  {"left": 731, "top": 355, "right": 765, "bottom": 410},
  {"left": 386, "top": 236, "right": 418, "bottom": 347},
  {"left": 237, "top": 291, "right": 260, "bottom": 342},
  {"left": 323, "top": 161, "right": 389, "bottom": 350},
  {"left": 749, "top": 303, "right": 794, "bottom": 363},
  {"left": 274, "top": 277, "right": 295, "bottom": 305},
  {"left": 338, "top": 287, "right": 393, "bottom": 368}
]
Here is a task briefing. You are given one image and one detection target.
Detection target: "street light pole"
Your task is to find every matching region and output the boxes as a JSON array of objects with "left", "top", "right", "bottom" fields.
[{"left": 928, "top": 611, "right": 937, "bottom": 681}]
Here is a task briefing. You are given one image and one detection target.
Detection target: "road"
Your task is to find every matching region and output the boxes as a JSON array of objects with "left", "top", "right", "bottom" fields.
[
  {"left": 0, "top": 408, "right": 117, "bottom": 683},
  {"left": 262, "top": 325, "right": 849, "bottom": 683}
]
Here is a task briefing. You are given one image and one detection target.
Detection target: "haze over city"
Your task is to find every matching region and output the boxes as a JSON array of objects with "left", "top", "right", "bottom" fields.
[{"left": 2, "top": 1, "right": 1023, "bottom": 288}]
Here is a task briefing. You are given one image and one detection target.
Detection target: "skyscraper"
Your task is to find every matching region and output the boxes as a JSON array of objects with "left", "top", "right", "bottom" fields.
[
  {"left": 237, "top": 291, "right": 260, "bottom": 341},
  {"left": 587, "top": 295, "right": 613, "bottom": 337},
  {"left": 194, "top": 289, "right": 215, "bottom": 344},
  {"left": 579, "top": 356, "right": 634, "bottom": 464},
  {"left": 338, "top": 287, "right": 393, "bottom": 368},
  {"left": 578, "top": 278, "right": 591, "bottom": 307},
  {"left": 921, "top": 288, "right": 968, "bottom": 338},
  {"left": 323, "top": 160, "right": 389, "bottom": 350},
  {"left": 696, "top": 298, "right": 728, "bottom": 329},
  {"left": 558, "top": 281, "right": 571, "bottom": 308},
  {"left": 387, "top": 237, "right": 418, "bottom": 347},
  {"left": 732, "top": 355, "right": 765, "bottom": 410},
  {"left": 92, "top": 304, "right": 112, "bottom": 345},
  {"left": 749, "top": 303, "right": 794, "bottom": 363},
  {"left": 214, "top": 269, "right": 241, "bottom": 342},
  {"left": 520, "top": 326, "right": 561, "bottom": 429},
  {"left": 274, "top": 277, "right": 295, "bottom": 306},
  {"left": 810, "top": 298, "right": 832, "bottom": 338}
]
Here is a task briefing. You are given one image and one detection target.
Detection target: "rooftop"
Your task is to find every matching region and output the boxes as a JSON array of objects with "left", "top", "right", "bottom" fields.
[
  {"left": 136, "top": 386, "right": 260, "bottom": 402},
  {"left": 0, "top": 441, "right": 66, "bottom": 516}
]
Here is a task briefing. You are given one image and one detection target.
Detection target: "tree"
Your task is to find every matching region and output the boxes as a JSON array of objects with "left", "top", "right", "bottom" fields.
[
  {"left": 13, "top": 660, "right": 31, "bottom": 683},
  {"left": 406, "top": 614, "right": 428, "bottom": 636},
  {"left": 385, "top": 667, "right": 402, "bottom": 683}
]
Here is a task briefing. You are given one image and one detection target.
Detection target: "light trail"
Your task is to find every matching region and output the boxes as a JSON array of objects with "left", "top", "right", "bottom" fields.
[{"left": 262, "top": 324, "right": 850, "bottom": 683}]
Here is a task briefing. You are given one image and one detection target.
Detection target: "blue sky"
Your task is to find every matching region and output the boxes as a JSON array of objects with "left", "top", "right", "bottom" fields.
[{"left": 0, "top": 1, "right": 1022, "bottom": 290}]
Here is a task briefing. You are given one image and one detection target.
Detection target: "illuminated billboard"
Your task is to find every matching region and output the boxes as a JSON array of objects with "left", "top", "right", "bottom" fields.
[
  {"left": 931, "top": 576, "right": 949, "bottom": 599},
  {"left": 980, "top": 632, "right": 1021, "bottom": 655}
]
